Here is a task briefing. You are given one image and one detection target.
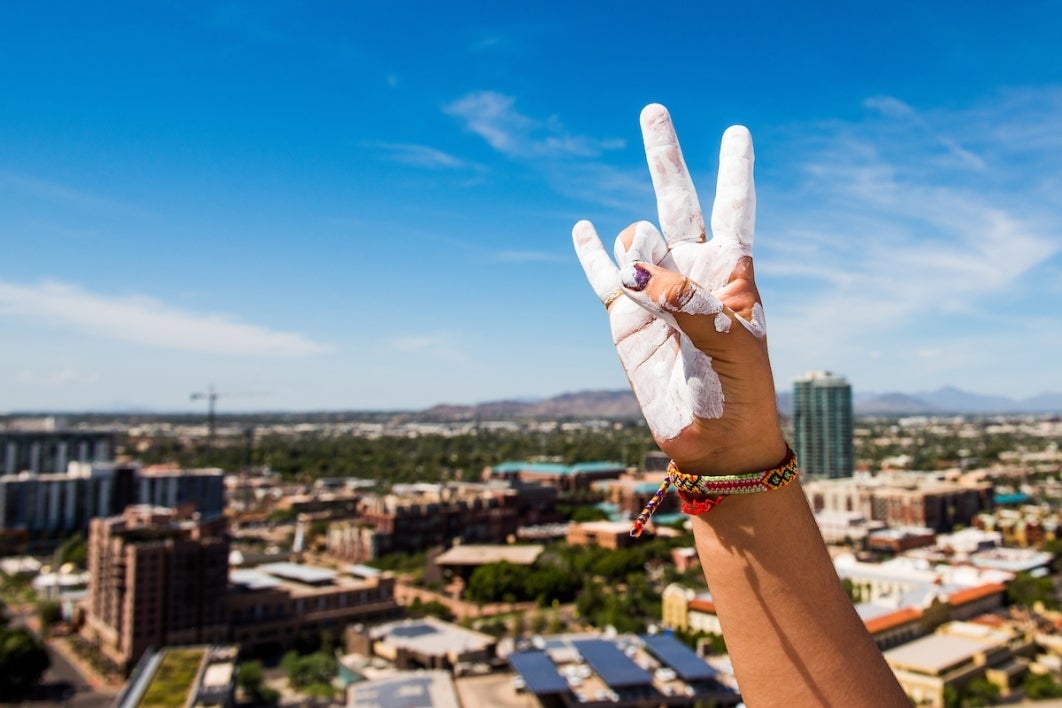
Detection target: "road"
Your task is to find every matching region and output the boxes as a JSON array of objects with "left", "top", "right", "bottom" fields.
[{"left": 13, "top": 640, "right": 119, "bottom": 708}]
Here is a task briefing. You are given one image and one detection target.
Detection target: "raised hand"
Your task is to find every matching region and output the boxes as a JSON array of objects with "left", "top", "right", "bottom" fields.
[{"left": 573, "top": 104, "right": 785, "bottom": 476}]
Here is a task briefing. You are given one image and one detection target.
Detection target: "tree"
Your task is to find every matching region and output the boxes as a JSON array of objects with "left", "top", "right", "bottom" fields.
[
  {"left": 569, "top": 506, "right": 609, "bottom": 523},
  {"left": 56, "top": 533, "right": 88, "bottom": 568},
  {"left": 238, "top": 660, "right": 265, "bottom": 693},
  {"left": 283, "top": 650, "right": 337, "bottom": 701},
  {"left": 1007, "top": 572, "right": 1058, "bottom": 610},
  {"left": 1024, "top": 671, "right": 1062, "bottom": 700},
  {"left": 528, "top": 609, "right": 547, "bottom": 635},
  {"left": 238, "top": 660, "right": 279, "bottom": 706},
  {"left": 962, "top": 676, "right": 1000, "bottom": 706},
  {"left": 37, "top": 599, "right": 63, "bottom": 632},
  {"left": 408, "top": 597, "right": 455, "bottom": 622},
  {"left": 0, "top": 625, "right": 50, "bottom": 699}
]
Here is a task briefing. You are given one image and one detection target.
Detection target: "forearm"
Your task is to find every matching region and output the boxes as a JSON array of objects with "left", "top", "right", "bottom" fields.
[{"left": 692, "top": 480, "right": 908, "bottom": 707}]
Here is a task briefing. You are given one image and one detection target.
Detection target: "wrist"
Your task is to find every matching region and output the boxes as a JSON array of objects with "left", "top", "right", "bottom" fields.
[{"left": 669, "top": 432, "right": 788, "bottom": 477}]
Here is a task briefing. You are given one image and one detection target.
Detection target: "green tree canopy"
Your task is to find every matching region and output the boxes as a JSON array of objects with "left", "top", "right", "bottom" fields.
[{"left": 0, "top": 625, "right": 50, "bottom": 699}]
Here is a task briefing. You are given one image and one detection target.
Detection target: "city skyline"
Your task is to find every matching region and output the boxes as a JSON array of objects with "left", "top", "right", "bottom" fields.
[{"left": 2, "top": 2, "right": 1060, "bottom": 413}]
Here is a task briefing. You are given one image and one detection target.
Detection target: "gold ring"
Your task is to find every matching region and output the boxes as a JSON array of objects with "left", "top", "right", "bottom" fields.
[{"left": 603, "top": 288, "right": 624, "bottom": 310}]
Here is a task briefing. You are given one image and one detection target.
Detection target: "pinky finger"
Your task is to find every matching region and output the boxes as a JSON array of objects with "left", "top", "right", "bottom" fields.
[{"left": 573, "top": 220, "right": 622, "bottom": 304}]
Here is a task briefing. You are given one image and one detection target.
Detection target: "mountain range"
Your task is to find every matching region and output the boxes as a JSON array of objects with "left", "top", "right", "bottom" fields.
[{"left": 422, "top": 386, "right": 1062, "bottom": 421}]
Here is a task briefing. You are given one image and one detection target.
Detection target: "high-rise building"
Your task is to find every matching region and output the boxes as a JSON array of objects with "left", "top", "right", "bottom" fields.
[
  {"left": 0, "top": 462, "right": 137, "bottom": 538},
  {"left": 0, "top": 463, "right": 221, "bottom": 550},
  {"left": 793, "top": 371, "right": 853, "bottom": 479},
  {"left": 0, "top": 428, "right": 116, "bottom": 476},
  {"left": 137, "top": 465, "right": 225, "bottom": 518},
  {"left": 83, "top": 506, "right": 230, "bottom": 672}
]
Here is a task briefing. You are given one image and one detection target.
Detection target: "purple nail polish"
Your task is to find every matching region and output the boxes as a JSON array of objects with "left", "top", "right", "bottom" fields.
[{"left": 621, "top": 263, "right": 651, "bottom": 291}]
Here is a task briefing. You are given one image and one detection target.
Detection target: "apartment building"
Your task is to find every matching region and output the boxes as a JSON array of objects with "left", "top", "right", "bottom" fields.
[
  {"left": 227, "top": 562, "right": 399, "bottom": 653},
  {"left": 328, "top": 482, "right": 522, "bottom": 562},
  {"left": 0, "top": 427, "right": 117, "bottom": 476},
  {"left": 0, "top": 463, "right": 224, "bottom": 549},
  {"left": 803, "top": 471, "right": 994, "bottom": 532},
  {"left": 83, "top": 506, "right": 230, "bottom": 672}
]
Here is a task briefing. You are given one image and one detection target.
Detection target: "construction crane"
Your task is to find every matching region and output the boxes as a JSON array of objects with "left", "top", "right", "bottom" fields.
[{"left": 190, "top": 385, "right": 221, "bottom": 444}]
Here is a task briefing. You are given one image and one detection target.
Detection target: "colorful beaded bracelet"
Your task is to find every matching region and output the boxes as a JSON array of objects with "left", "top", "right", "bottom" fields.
[{"left": 629, "top": 446, "right": 799, "bottom": 537}]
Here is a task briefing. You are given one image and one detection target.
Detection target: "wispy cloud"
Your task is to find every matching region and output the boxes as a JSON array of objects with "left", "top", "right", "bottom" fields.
[
  {"left": 494, "top": 250, "right": 568, "bottom": 263},
  {"left": 16, "top": 368, "right": 100, "bottom": 387},
  {"left": 0, "top": 279, "right": 332, "bottom": 357},
  {"left": 863, "top": 95, "right": 987, "bottom": 170},
  {"left": 387, "top": 333, "right": 466, "bottom": 361},
  {"left": 444, "top": 91, "right": 625, "bottom": 158},
  {"left": 366, "top": 141, "right": 484, "bottom": 171},
  {"left": 761, "top": 88, "right": 1062, "bottom": 389},
  {"left": 0, "top": 170, "right": 147, "bottom": 217}
]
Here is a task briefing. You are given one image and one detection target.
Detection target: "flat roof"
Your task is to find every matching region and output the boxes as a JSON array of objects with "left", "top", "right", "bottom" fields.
[
  {"left": 573, "top": 639, "right": 653, "bottom": 689},
  {"left": 229, "top": 568, "right": 282, "bottom": 590},
  {"left": 433, "top": 544, "right": 544, "bottom": 566},
  {"left": 492, "top": 461, "right": 624, "bottom": 476},
  {"left": 575, "top": 520, "right": 636, "bottom": 534},
  {"left": 348, "top": 670, "right": 460, "bottom": 708},
  {"left": 642, "top": 633, "right": 717, "bottom": 682},
  {"left": 257, "top": 561, "right": 337, "bottom": 585},
  {"left": 884, "top": 634, "right": 988, "bottom": 674},
  {"left": 347, "top": 563, "right": 381, "bottom": 577},
  {"left": 508, "top": 651, "right": 570, "bottom": 694},
  {"left": 372, "top": 618, "right": 494, "bottom": 657}
]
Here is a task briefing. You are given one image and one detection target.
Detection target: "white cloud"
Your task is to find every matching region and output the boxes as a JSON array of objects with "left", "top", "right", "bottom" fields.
[
  {"left": 0, "top": 279, "right": 332, "bottom": 357},
  {"left": 494, "top": 250, "right": 568, "bottom": 263},
  {"left": 761, "top": 88, "right": 1062, "bottom": 395},
  {"left": 16, "top": 368, "right": 100, "bottom": 387},
  {"left": 387, "top": 333, "right": 466, "bottom": 362},
  {"left": 367, "top": 142, "right": 481, "bottom": 170},
  {"left": 0, "top": 170, "right": 145, "bottom": 216},
  {"left": 444, "top": 91, "right": 625, "bottom": 159}
]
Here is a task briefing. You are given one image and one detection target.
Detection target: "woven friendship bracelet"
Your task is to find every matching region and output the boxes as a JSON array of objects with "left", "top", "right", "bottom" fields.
[{"left": 629, "top": 446, "right": 799, "bottom": 537}]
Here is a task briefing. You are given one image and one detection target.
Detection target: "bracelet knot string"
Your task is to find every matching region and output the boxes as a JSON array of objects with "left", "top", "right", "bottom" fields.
[{"left": 629, "top": 446, "right": 799, "bottom": 537}]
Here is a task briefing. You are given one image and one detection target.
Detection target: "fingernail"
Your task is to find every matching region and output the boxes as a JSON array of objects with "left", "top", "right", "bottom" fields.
[{"left": 620, "top": 263, "right": 651, "bottom": 291}]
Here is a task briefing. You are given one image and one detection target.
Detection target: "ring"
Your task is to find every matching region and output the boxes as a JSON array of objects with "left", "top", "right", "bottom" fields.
[{"left": 603, "top": 288, "right": 624, "bottom": 310}]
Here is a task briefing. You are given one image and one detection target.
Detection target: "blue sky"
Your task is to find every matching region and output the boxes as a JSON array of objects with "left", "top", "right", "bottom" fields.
[{"left": 1, "top": 1, "right": 1060, "bottom": 412}]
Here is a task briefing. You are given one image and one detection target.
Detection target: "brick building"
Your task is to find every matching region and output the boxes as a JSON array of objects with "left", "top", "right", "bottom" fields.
[
  {"left": 803, "top": 472, "right": 994, "bottom": 533},
  {"left": 227, "top": 562, "right": 398, "bottom": 653},
  {"left": 83, "top": 506, "right": 230, "bottom": 672},
  {"left": 487, "top": 460, "right": 626, "bottom": 492},
  {"left": 328, "top": 482, "right": 525, "bottom": 563}
]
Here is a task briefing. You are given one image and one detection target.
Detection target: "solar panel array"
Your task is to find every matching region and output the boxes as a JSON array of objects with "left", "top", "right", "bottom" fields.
[
  {"left": 508, "top": 651, "right": 570, "bottom": 694},
  {"left": 572, "top": 639, "right": 653, "bottom": 689},
  {"left": 641, "top": 633, "right": 718, "bottom": 682}
]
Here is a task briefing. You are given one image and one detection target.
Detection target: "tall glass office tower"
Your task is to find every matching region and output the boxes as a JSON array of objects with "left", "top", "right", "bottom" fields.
[{"left": 793, "top": 371, "right": 853, "bottom": 479}]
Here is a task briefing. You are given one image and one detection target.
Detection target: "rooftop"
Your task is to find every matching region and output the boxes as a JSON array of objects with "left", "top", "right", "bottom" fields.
[
  {"left": 347, "top": 670, "right": 460, "bottom": 708},
  {"left": 886, "top": 633, "right": 987, "bottom": 674},
  {"left": 370, "top": 617, "right": 495, "bottom": 658},
  {"left": 433, "top": 544, "right": 544, "bottom": 566}
]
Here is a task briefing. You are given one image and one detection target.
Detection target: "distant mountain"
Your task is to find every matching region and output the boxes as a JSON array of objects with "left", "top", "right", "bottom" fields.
[
  {"left": 854, "top": 393, "right": 939, "bottom": 416},
  {"left": 423, "top": 386, "right": 1061, "bottom": 421},
  {"left": 421, "top": 390, "right": 643, "bottom": 421},
  {"left": 915, "top": 386, "right": 1020, "bottom": 413}
]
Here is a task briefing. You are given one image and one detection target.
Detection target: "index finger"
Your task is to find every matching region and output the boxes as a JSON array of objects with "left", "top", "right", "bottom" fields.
[{"left": 640, "top": 104, "right": 706, "bottom": 247}]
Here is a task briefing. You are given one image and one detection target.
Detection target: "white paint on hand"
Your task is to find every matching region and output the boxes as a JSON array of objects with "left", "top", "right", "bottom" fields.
[{"left": 682, "top": 337, "right": 725, "bottom": 421}]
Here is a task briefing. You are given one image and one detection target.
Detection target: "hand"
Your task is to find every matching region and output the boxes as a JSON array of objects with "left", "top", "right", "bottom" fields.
[{"left": 573, "top": 104, "right": 785, "bottom": 476}]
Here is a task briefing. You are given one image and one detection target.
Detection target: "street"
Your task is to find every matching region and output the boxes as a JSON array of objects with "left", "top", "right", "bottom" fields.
[{"left": 8, "top": 641, "right": 119, "bottom": 708}]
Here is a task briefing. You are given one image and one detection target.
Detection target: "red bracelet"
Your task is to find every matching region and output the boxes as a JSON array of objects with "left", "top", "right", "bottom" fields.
[{"left": 629, "top": 446, "right": 799, "bottom": 537}]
